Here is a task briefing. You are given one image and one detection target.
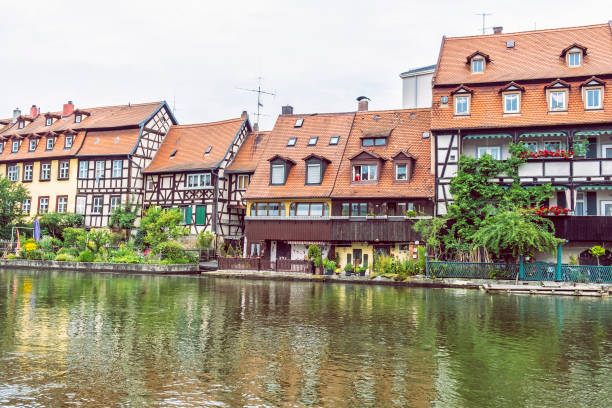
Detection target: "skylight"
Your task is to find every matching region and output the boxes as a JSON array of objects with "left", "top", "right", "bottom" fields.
[
  {"left": 287, "top": 137, "right": 297, "bottom": 147},
  {"left": 294, "top": 119, "right": 304, "bottom": 128},
  {"left": 329, "top": 136, "right": 339, "bottom": 145},
  {"left": 170, "top": 149, "right": 177, "bottom": 158},
  {"left": 205, "top": 146, "right": 212, "bottom": 155},
  {"left": 308, "top": 136, "right": 318, "bottom": 146}
]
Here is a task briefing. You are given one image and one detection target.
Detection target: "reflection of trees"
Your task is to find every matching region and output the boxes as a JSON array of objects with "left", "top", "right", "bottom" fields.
[{"left": 0, "top": 271, "right": 610, "bottom": 407}]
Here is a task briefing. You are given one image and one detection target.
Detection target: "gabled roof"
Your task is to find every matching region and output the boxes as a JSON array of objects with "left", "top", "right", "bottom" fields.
[
  {"left": 331, "top": 109, "right": 434, "bottom": 199},
  {"left": 560, "top": 43, "right": 587, "bottom": 57},
  {"left": 580, "top": 76, "right": 605, "bottom": 87},
  {"left": 0, "top": 131, "right": 85, "bottom": 161},
  {"left": 244, "top": 112, "right": 355, "bottom": 199},
  {"left": 466, "top": 51, "right": 491, "bottom": 63},
  {"left": 225, "top": 130, "right": 270, "bottom": 174},
  {"left": 348, "top": 150, "right": 385, "bottom": 161},
  {"left": 434, "top": 23, "right": 612, "bottom": 85},
  {"left": 498, "top": 81, "right": 526, "bottom": 93},
  {"left": 144, "top": 115, "right": 248, "bottom": 173},
  {"left": 545, "top": 78, "right": 571, "bottom": 89},
  {"left": 450, "top": 85, "right": 473, "bottom": 95},
  {"left": 268, "top": 154, "right": 296, "bottom": 165},
  {"left": 302, "top": 153, "right": 331, "bottom": 163},
  {"left": 392, "top": 150, "right": 416, "bottom": 160},
  {"left": 77, "top": 128, "right": 142, "bottom": 157}
]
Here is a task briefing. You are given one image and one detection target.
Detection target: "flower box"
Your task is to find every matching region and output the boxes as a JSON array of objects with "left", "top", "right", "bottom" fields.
[{"left": 518, "top": 150, "right": 574, "bottom": 159}]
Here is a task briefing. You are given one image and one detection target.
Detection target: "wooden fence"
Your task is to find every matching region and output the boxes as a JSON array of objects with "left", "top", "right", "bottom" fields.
[{"left": 217, "top": 257, "right": 313, "bottom": 274}]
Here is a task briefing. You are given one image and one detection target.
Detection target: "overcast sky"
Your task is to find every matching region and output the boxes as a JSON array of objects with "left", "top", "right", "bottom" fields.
[{"left": 1, "top": 0, "right": 608, "bottom": 130}]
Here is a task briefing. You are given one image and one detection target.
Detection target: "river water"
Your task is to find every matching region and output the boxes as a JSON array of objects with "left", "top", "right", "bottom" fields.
[{"left": 0, "top": 270, "right": 610, "bottom": 407}]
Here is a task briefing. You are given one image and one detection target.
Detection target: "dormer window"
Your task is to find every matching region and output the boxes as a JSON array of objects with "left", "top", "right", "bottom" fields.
[
  {"left": 74, "top": 114, "right": 81, "bottom": 123},
  {"left": 499, "top": 82, "right": 525, "bottom": 114},
  {"left": 561, "top": 44, "right": 587, "bottom": 68},
  {"left": 271, "top": 164, "right": 285, "bottom": 184},
  {"left": 46, "top": 138, "right": 54, "bottom": 151},
  {"left": 581, "top": 77, "right": 605, "bottom": 110},
  {"left": 12, "top": 141, "right": 19, "bottom": 153},
  {"left": 0, "top": 142, "right": 3, "bottom": 152},
  {"left": 18, "top": 121, "right": 24, "bottom": 129},
  {"left": 29, "top": 139, "right": 37, "bottom": 152},
  {"left": 472, "top": 57, "right": 484, "bottom": 73},
  {"left": 451, "top": 85, "right": 473, "bottom": 116},
  {"left": 392, "top": 151, "right": 416, "bottom": 182},
  {"left": 545, "top": 79, "right": 570, "bottom": 112},
  {"left": 268, "top": 155, "right": 295, "bottom": 186},
  {"left": 353, "top": 164, "right": 377, "bottom": 181},
  {"left": 303, "top": 154, "right": 330, "bottom": 185},
  {"left": 46, "top": 118, "right": 52, "bottom": 126},
  {"left": 65, "top": 136, "right": 73, "bottom": 149},
  {"left": 568, "top": 52, "right": 581, "bottom": 67}
]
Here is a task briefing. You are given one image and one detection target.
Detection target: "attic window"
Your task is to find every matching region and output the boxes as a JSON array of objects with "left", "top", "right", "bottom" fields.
[
  {"left": 205, "top": 146, "right": 212, "bottom": 155},
  {"left": 74, "top": 115, "right": 82, "bottom": 123},
  {"left": 329, "top": 136, "right": 339, "bottom": 145},
  {"left": 287, "top": 137, "right": 297, "bottom": 147},
  {"left": 362, "top": 137, "right": 386, "bottom": 147},
  {"left": 373, "top": 115, "right": 381, "bottom": 121},
  {"left": 170, "top": 149, "right": 177, "bottom": 158},
  {"left": 46, "top": 118, "right": 52, "bottom": 126},
  {"left": 18, "top": 121, "right": 24, "bottom": 129},
  {"left": 568, "top": 52, "right": 581, "bottom": 67},
  {"left": 506, "top": 40, "right": 515, "bottom": 48},
  {"left": 472, "top": 57, "right": 484, "bottom": 73},
  {"left": 29, "top": 139, "right": 37, "bottom": 152},
  {"left": 308, "top": 136, "right": 318, "bottom": 146},
  {"left": 294, "top": 118, "right": 304, "bottom": 128},
  {"left": 441, "top": 96, "right": 448, "bottom": 104}
]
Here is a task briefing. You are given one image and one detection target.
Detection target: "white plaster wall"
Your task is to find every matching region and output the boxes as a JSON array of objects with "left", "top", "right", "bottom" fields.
[
  {"left": 402, "top": 72, "right": 433, "bottom": 109},
  {"left": 290, "top": 244, "right": 330, "bottom": 260}
]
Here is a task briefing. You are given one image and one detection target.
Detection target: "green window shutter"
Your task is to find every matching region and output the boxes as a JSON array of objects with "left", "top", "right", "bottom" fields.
[
  {"left": 185, "top": 206, "right": 192, "bottom": 225},
  {"left": 586, "top": 192, "right": 597, "bottom": 215},
  {"left": 556, "top": 192, "right": 567, "bottom": 208},
  {"left": 196, "top": 205, "right": 206, "bottom": 225}
]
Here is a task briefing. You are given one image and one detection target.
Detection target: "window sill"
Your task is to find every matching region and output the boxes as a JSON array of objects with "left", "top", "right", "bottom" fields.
[
  {"left": 182, "top": 186, "right": 214, "bottom": 190},
  {"left": 502, "top": 112, "right": 521, "bottom": 116},
  {"left": 547, "top": 110, "right": 568, "bottom": 114},
  {"left": 22, "top": 180, "right": 32, "bottom": 183},
  {"left": 39, "top": 179, "right": 51, "bottom": 182},
  {"left": 584, "top": 108, "right": 604, "bottom": 112},
  {"left": 57, "top": 177, "right": 69, "bottom": 181},
  {"left": 453, "top": 114, "right": 470, "bottom": 117}
]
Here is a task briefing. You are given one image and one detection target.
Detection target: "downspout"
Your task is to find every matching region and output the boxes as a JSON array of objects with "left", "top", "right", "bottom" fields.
[{"left": 213, "top": 169, "right": 219, "bottom": 235}]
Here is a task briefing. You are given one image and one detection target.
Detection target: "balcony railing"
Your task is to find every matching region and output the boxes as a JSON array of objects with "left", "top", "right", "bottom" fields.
[
  {"left": 518, "top": 157, "right": 612, "bottom": 179},
  {"left": 245, "top": 216, "right": 425, "bottom": 243},
  {"left": 547, "top": 215, "right": 612, "bottom": 241}
]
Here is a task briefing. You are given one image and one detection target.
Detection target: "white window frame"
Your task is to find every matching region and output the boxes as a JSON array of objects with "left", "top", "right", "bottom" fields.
[
  {"left": 503, "top": 92, "right": 520, "bottom": 114},
  {"left": 601, "top": 143, "right": 612, "bottom": 159},
  {"left": 396, "top": 163, "right": 407, "bottom": 180},
  {"left": 46, "top": 138, "right": 54, "bottom": 150},
  {"left": 39, "top": 197, "right": 49, "bottom": 214},
  {"left": 12, "top": 141, "right": 19, "bottom": 153},
  {"left": 584, "top": 87, "right": 603, "bottom": 110},
  {"left": 601, "top": 200, "right": 612, "bottom": 217},
  {"left": 575, "top": 192, "right": 585, "bottom": 216},
  {"left": 59, "top": 161, "right": 70, "bottom": 179},
  {"left": 92, "top": 196, "right": 103, "bottom": 214},
  {"left": 95, "top": 161, "right": 105, "bottom": 179},
  {"left": 7, "top": 165, "right": 18, "bottom": 181},
  {"left": 271, "top": 165, "right": 285, "bottom": 185},
  {"left": 110, "top": 196, "right": 121, "bottom": 212},
  {"left": 237, "top": 174, "right": 249, "bottom": 190},
  {"left": 112, "top": 160, "right": 122, "bottom": 178},
  {"left": 75, "top": 114, "right": 82, "bottom": 123},
  {"left": 65, "top": 136, "right": 73, "bottom": 149},
  {"left": 18, "top": 121, "right": 24, "bottom": 129},
  {"left": 353, "top": 164, "right": 377, "bottom": 181},
  {"left": 41, "top": 163, "right": 51, "bottom": 180},
  {"left": 23, "top": 164, "right": 33, "bottom": 181},
  {"left": 57, "top": 197, "right": 68, "bottom": 213},
  {"left": 79, "top": 161, "right": 88, "bottom": 179},
  {"left": 476, "top": 146, "right": 501, "bottom": 160},
  {"left": 76, "top": 196, "right": 86, "bottom": 215},
  {"left": 549, "top": 90, "right": 567, "bottom": 111},
  {"left": 543, "top": 140, "right": 563, "bottom": 152},
  {"left": 306, "top": 163, "right": 321, "bottom": 184},
  {"left": 568, "top": 51, "right": 581, "bottom": 67},
  {"left": 22, "top": 199, "right": 31, "bottom": 215},
  {"left": 186, "top": 173, "right": 212, "bottom": 188},
  {"left": 523, "top": 141, "right": 539, "bottom": 153},
  {"left": 471, "top": 57, "right": 484, "bottom": 73},
  {"left": 29, "top": 139, "right": 37, "bottom": 152},
  {"left": 46, "top": 117, "right": 52, "bottom": 126},
  {"left": 454, "top": 95, "right": 470, "bottom": 116}
]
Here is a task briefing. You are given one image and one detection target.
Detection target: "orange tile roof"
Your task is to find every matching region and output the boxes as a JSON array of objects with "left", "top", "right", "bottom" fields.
[
  {"left": 244, "top": 112, "right": 355, "bottom": 199},
  {"left": 0, "top": 131, "right": 85, "bottom": 161},
  {"left": 431, "top": 77, "right": 612, "bottom": 130},
  {"left": 434, "top": 23, "right": 612, "bottom": 86},
  {"left": 144, "top": 116, "right": 248, "bottom": 173},
  {"left": 225, "top": 130, "right": 270, "bottom": 173},
  {"left": 77, "top": 128, "right": 142, "bottom": 156},
  {"left": 331, "top": 109, "right": 434, "bottom": 198}
]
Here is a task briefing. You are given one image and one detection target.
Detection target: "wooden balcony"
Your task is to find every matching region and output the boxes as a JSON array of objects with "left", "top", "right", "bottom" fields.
[
  {"left": 547, "top": 216, "right": 612, "bottom": 242},
  {"left": 517, "top": 158, "right": 612, "bottom": 182},
  {"left": 245, "top": 216, "right": 424, "bottom": 243}
]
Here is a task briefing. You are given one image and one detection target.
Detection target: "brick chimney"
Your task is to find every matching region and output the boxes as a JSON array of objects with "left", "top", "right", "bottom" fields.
[
  {"left": 30, "top": 105, "right": 39, "bottom": 118},
  {"left": 493, "top": 26, "right": 503, "bottom": 34},
  {"left": 357, "top": 96, "right": 370, "bottom": 111},
  {"left": 12, "top": 108, "right": 21, "bottom": 123},
  {"left": 282, "top": 105, "right": 293, "bottom": 115},
  {"left": 63, "top": 100, "right": 75, "bottom": 116}
]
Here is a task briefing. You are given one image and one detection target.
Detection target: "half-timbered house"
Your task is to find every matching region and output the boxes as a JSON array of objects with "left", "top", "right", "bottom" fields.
[
  {"left": 431, "top": 22, "right": 612, "bottom": 260},
  {"left": 143, "top": 113, "right": 251, "bottom": 243}
]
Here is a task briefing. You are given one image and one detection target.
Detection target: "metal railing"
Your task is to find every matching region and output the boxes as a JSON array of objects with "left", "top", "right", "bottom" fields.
[
  {"left": 427, "top": 261, "right": 519, "bottom": 280},
  {"left": 217, "top": 257, "right": 313, "bottom": 274}
]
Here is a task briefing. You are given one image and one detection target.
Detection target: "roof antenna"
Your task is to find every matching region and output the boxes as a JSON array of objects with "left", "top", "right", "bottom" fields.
[
  {"left": 475, "top": 12, "right": 492, "bottom": 34},
  {"left": 236, "top": 77, "right": 276, "bottom": 129},
  {"left": 172, "top": 91, "right": 178, "bottom": 115}
]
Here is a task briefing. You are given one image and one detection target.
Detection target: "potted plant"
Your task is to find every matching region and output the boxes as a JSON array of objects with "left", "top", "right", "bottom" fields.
[
  {"left": 326, "top": 260, "right": 336, "bottom": 275},
  {"left": 344, "top": 263, "right": 354, "bottom": 276},
  {"left": 405, "top": 210, "right": 418, "bottom": 218},
  {"left": 307, "top": 244, "right": 322, "bottom": 274},
  {"left": 573, "top": 137, "right": 588, "bottom": 157},
  {"left": 357, "top": 266, "right": 366, "bottom": 277}
]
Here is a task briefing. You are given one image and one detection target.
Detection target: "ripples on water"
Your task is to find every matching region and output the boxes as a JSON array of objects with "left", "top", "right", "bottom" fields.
[{"left": 0, "top": 270, "right": 610, "bottom": 407}]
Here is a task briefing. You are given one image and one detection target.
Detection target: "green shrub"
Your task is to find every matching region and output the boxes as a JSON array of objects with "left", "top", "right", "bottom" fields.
[
  {"left": 87, "top": 229, "right": 111, "bottom": 253},
  {"left": 54, "top": 253, "right": 73, "bottom": 262},
  {"left": 185, "top": 251, "right": 199, "bottom": 264},
  {"left": 6, "top": 254, "right": 15, "bottom": 260},
  {"left": 405, "top": 210, "right": 418, "bottom": 217},
  {"left": 41, "top": 252, "right": 56, "bottom": 261},
  {"left": 62, "top": 228, "right": 87, "bottom": 250},
  {"left": 158, "top": 241, "right": 185, "bottom": 262},
  {"left": 58, "top": 247, "right": 80, "bottom": 257},
  {"left": 39, "top": 212, "right": 84, "bottom": 239},
  {"left": 326, "top": 260, "right": 336, "bottom": 271},
  {"left": 196, "top": 231, "right": 215, "bottom": 249},
  {"left": 416, "top": 246, "right": 426, "bottom": 274},
  {"left": 77, "top": 250, "right": 95, "bottom": 262},
  {"left": 109, "top": 245, "right": 143, "bottom": 264},
  {"left": 344, "top": 264, "right": 354, "bottom": 273},
  {"left": 109, "top": 232, "right": 124, "bottom": 246},
  {"left": 38, "top": 236, "right": 61, "bottom": 253}
]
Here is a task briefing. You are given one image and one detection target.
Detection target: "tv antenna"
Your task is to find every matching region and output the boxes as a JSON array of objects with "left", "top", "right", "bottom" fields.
[
  {"left": 476, "top": 12, "right": 492, "bottom": 34},
  {"left": 236, "top": 77, "right": 275, "bottom": 127}
]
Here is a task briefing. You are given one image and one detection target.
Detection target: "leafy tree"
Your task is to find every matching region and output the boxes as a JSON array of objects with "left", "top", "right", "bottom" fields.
[
  {"left": 414, "top": 143, "right": 556, "bottom": 260},
  {"left": 0, "top": 176, "right": 30, "bottom": 239},
  {"left": 38, "top": 212, "right": 84, "bottom": 239},
  {"left": 87, "top": 229, "right": 111, "bottom": 253},
  {"left": 196, "top": 231, "right": 215, "bottom": 249},
  {"left": 109, "top": 200, "right": 140, "bottom": 239},
  {"left": 138, "top": 207, "right": 187, "bottom": 254},
  {"left": 589, "top": 245, "right": 606, "bottom": 266},
  {"left": 472, "top": 210, "right": 562, "bottom": 262}
]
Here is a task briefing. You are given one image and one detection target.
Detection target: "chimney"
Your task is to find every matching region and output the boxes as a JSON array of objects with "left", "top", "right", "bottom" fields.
[
  {"left": 493, "top": 26, "right": 503, "bottom": 34},
  {"left": 30, "top": 105, "right": 39, "bottom": 118},
  {"left": 12, "top": 108, "right": 21, "bottom": 123},
  {"left": 63, "top": 100, "right": 75, "bottom": 116},
  {"left": 253, "top": 123, "right": 259, "bottom": 131},
  {"left": 357, "top": 96, "right": 370, "bottom": 112},
  {"left": 241, "top": 110, "right": 248, "bottom": 119},
  {"left": 282, "top": 105, "right": 293, "bottom": 115}
]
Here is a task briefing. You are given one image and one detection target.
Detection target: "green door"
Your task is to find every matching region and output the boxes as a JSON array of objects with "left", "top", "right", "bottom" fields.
[
  {"left": 195, "top": 205, "right": 206, "bottom": 225},
  {"left": 185, "top": 206, "right": 192, "bottom": 225}
]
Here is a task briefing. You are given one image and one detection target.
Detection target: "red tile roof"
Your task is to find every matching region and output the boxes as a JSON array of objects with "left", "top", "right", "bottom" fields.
[
  {"left": 144, "top": 116, "right": 248, "bottom": 173},
  {"left": 0, "top": 131, "right": 85, "bottom": 161},
  {"left": 244, "top": 112, "right": 355, "bottom": 199},
  {"left": 434, "top": 23, "right": 612, "bottom": 86},
  {"left": 77, "top": 128, "right": 142, "bottom": 156},
  {"left": 226, "top": 131, "right": 270, "bottom": 173},
  {"left": 331, "top": 109, "right": 434, "bottom": 198}
]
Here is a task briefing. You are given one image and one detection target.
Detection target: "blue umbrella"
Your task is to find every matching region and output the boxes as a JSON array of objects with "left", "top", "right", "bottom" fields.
[{"left": 33, "top": 219, "right": 41, "bottom": 242}]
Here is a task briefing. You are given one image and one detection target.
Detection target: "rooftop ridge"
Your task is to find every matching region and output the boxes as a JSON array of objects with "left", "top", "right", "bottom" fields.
[
  {"left": 445, "top": 22, "right": 609, "bottom": 41},
  {"left": 170, "top": 117, "right": 244, "bottom": 128}
]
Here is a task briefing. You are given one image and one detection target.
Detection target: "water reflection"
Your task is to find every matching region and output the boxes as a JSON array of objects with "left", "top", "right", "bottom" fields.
[{"left": 0, "top": 270, "right": 610, "bottom": 407}]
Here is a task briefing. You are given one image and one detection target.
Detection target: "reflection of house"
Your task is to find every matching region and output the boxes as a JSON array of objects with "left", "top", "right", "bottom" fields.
[
  {"left": 143, "top": 113, "right": 252, "bottom": 243},
  {"left": 0, "top": 101, "right": 176, "bottom": 227},
  {"left": 431, "top": 23, "right": 612, "bottom": 259},
  {"left": 244, "top": 101, "right": 434, "bottom": 268}
]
